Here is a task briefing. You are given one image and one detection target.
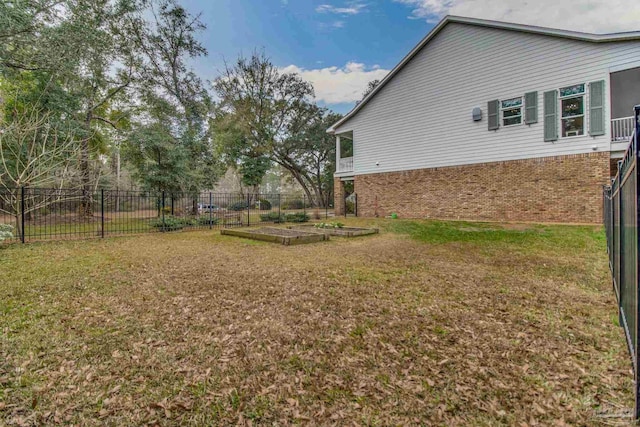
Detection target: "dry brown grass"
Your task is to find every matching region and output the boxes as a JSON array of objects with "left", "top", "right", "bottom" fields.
[{"left": 0, "top": 219, "right": 634, "bottom": 426}]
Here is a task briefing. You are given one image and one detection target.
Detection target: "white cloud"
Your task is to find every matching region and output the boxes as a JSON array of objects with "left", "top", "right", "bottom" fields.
[
  {"left": 280, "top": 62, "right": 390, "bottom": 104},
  {"left": 393, "top": 0, "right": 640, "bottom": 33},
  {"left": 316, "top": 2, "right": 367, "bottom": 15}
]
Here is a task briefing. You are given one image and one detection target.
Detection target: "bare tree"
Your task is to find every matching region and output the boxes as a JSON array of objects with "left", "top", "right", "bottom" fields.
[{"left": 0, "top": 103, "right": 80, "bottom": 236}]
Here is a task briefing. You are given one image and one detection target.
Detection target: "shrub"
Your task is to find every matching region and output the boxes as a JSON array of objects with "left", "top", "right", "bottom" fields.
[
  {"left": 282, "top": 198, "right": 304, "bottom": 210},
  {"left": 345, "top": 200, "right": 355, "bottom": 214},
  {"left": 260, "top": 212, "right": 285, "bottom": 223},
  {"left": 229, "top": 200, "right": 248, "bottom": 211},
  {"left": 314, "top": 222, "right": 344, "bottom": 229},
  {"left": 223, "top": 215, "right": 242, "bottom": 226},
  {"left": 285, "top": 212, "right": 309, "bottom": 223},
  {"left": 0, "top": 224, "right": 14, "bottom": 242},
  {"left": 258, "top": 198, "right": 272, "bottom": 211},
  {"left": 198, "top": 216, "right": 220, "bottom": 226},
  {"left": 150, "top": 216, "right": 196, "bottom": 231},
  {"left": 161, "top": 206, "right": 172, "bottom": 215}
]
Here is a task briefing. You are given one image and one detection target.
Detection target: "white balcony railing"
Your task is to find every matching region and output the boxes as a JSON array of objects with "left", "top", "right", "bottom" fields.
[
  {"left": 338, "top": 156, "right": 353, "bottom": 173},
  {"left": 612, "top": 116, "right": 635, "bottom": 142}
]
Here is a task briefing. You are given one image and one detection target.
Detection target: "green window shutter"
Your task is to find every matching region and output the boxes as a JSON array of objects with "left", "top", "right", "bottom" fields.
[
  {"left": 543, "top": 90, "right": 558, "bottom": 142},
  {"left": 589, "top": 80, "right": 605, "bottom": 136},
  {"left": 524, "top": 91, "right": 538, "bottom": 124},
  {"left": 488, "top": 100, "right": 499, "bottom": 131}
]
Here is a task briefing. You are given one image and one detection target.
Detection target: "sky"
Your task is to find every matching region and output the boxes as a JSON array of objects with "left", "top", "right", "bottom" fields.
[{"left": 182, "top": 0, "right": 640, "bottom": 114}]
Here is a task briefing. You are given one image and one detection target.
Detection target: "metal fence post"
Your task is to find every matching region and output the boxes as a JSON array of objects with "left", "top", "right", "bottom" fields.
[
  {"left": 278, "top": 194, "right": 281, "bottom": 220},
  {"left": 20, "top": 186, "right": 25, "bottom": 243},
  {"left": 101, "top": 189, "right": 105, "bottom": 238},
  {"left": 162, "top": 191, "right": 166, "bottom": 231},
  {"left": 247, "top": 193, "right": 250, "bottom": 226},
  {"left": 303, "top": 194, "right": 306, "bottom": 218},
  {"left": 209, "top": 192, "right": 213, "bottom": 230}
]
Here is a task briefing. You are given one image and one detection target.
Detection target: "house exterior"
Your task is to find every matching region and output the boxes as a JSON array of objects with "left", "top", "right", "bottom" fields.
[{"left": 328, "top": 16, "right": 640, "bottom": 223}]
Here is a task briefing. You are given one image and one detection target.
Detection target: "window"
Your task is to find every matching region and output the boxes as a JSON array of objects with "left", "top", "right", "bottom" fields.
[
  {"left": 501, "top": 97, "right": 523, "bottom": 126},
  {"left": 559, "top": 83, "right": 585, "bottom": 137}
]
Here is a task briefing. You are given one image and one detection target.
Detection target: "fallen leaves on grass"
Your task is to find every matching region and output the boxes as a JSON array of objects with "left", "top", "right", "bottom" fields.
[{"left": 0, "top": 220, "right": 634, "bottom": 425}]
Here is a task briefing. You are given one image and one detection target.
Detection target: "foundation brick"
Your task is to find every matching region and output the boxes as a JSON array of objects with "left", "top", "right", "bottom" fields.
[{"left": 343, "top": 152, "right": 610, "bottom": 223}]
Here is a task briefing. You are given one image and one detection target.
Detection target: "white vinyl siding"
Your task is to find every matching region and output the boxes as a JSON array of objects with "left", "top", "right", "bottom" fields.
[{"left": 333, "top": 23, "right": 640, "bottom": 176}]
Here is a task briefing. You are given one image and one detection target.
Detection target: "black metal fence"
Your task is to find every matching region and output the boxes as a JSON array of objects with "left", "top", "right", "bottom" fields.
[
  {"left": 604, "top": 105, "right": 640, "bottom": 418},
  {"left": 0, "top": 189, "right": 335, "bottom": 243}
]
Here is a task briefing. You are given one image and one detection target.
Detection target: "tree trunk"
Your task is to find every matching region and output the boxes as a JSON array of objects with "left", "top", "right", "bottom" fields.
[
  {"left": 313, "top": 165, "right": 328, "bottom": 208},
  {"left": 312, "top": 186, "right": 325, "bottom": 209},
  {"left": 12, "top": 189, "right": 22, "bottom": 242},
  {"left": 249, "top": 184, "right": 260, "bottom": 206},
  {"left": 192, "top": 197, "right": 198, "bottom": 216},
  {"left": 115, "top": 147, "right": 121, "bottom": 212},
  {"left": 292, "top": 171, "right": 315, "bottom": 207},
  {"left": 280, "top": 164, "right": 317, "bottom": 208},
  {"left": 79, "top": 105, "right": 93, "bottom": 218}
]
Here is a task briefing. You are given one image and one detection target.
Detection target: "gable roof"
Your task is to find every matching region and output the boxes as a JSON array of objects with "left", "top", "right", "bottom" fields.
[{"left": 328, "top": 15, "right": 640, "bottom": 134}]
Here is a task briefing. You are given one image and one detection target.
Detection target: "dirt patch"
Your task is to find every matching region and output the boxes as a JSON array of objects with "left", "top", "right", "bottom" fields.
[
  {"left": 221, "top": 227, "right": 328, "bottom": 245},
  {"left": 250, "top": 227, "right": 312, "bottom": 237},
  {"left": 292, "top": 224, "right": 379, "bottom": 237}
]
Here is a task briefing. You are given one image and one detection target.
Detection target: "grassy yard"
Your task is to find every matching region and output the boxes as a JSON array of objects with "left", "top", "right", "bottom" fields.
[{"left": 0, "top": 219, "right": 634, "bottom": 425}]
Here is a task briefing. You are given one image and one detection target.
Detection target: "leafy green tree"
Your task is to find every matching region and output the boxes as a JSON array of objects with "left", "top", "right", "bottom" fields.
[
  {"left": 213, "top": 52, "right": 316, "bottom": 196},
  {"left": 1, "top": 0, "right": 222, "bottom": 208},
  {"left": 125, "top": 0, "right": 222, "bottom": 197},
  {"left": 2, "top": 0, "right": 143, "bottom": 215},
  {"left": 213, "top": 110, "right": 271, "bottom": 195},
  {"left": 61, "top": 0, "right": 141, "bottom": 216},
  {"left": 0, "top": 0, "right": 64, "bottom": 72},
  {"left": 273, "top": 109, "right": 342, "bottom": 207},
  {"left": 123, "top": 124, "right": 190, "bottom": 194},
  {"left": 214, "top": 52, "right": 340, "bottom": 206}
]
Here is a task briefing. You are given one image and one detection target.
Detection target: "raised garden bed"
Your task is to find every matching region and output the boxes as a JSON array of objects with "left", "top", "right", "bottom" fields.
[
  {"left": 290, "top": 224, "right": 379, "bottom": 237},
  {"left": 221, "top": 227, "right": 328, "bottom": 245}
]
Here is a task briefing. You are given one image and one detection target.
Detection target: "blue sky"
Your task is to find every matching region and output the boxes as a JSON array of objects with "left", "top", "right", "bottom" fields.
[
  {"left": 182, "top": 0, "right": 434, "bottom": 114},
  {"left": 181, "top": 0, "right": 640, "bottom": 114}
]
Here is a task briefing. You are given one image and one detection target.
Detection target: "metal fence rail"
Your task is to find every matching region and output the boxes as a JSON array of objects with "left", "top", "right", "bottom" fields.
[
  {"left": 604, "top": 105, "right": 640, "bottom": 418},
  {"left": 0, "top": 189, "right": 335, "bottom": 244}
]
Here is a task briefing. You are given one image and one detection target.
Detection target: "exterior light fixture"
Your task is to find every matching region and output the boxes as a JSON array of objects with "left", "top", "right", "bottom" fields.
[{"left": 472, "top": 107, "right": 482, "bottom": 121}]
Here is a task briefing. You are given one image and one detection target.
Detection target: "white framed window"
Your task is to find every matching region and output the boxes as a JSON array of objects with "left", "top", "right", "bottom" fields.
[
  {"left": 559, "top": 83, "right": 585, "bottom": 137},
  {"left": 500, "top": 97, "right": 523, "bottom": 126}
]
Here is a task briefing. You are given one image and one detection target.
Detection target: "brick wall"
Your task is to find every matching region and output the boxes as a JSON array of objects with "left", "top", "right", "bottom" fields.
[
  {"left": 347, "top": 152, "right": 609, "bottom": 223},
  {"left": 334, "top": 177, "right": 345, "bottom": 216}
]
